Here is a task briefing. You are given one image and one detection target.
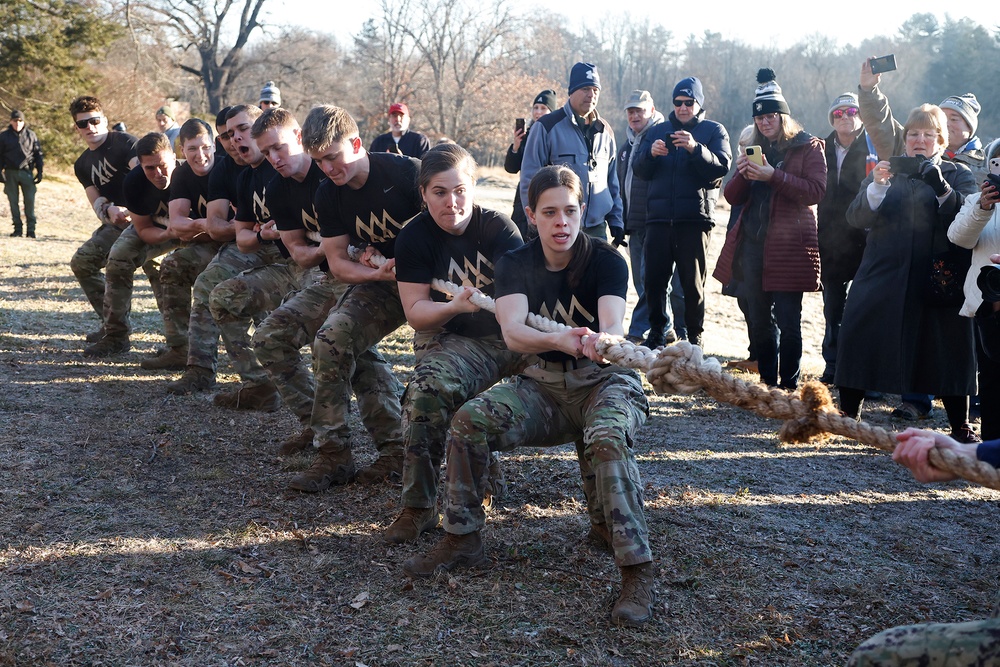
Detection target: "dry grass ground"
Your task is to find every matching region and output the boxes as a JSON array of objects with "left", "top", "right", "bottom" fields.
[{"left": 0, "top": 168, "right": 997, "bottom": 666}]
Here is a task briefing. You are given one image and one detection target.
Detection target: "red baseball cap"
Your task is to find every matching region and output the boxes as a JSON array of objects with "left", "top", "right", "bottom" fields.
[{"left": 388, "top": 103, "right": 409, "bottom": 116}]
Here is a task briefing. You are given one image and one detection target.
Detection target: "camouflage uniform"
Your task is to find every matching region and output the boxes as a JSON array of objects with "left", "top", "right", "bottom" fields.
[
  {"left": 252, "top": 271, "right": 403, "bottom": 430},
  {"left": 442, "top": 360, "right": 652, "bottom": 567},
  {"left": 70, "top": 224, "right": 125, "bottom": 318},
  {"left": 400, "top": 330, "right": 527, "bottom": 509},
  {"left": 208, "top": 259, "right": 304, "bottom": 387},
  {"left": 186, "top": 241, "right": 282, "bottom": 372},
  {"left": 102, "top": 224, "right": 178, "bottom": 338},
  {"left": 157, "top": 241, "right": 222, "bottom": 349},
  {"left": 310, "top": 281, "right": 406, "bottom": 455},
  {"left": 849, "top": 617, "right": 1000, "bottom": 666}
]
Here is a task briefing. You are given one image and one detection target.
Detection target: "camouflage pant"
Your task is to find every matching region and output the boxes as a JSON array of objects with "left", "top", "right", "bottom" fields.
[
  {"left": 158, "top": 241, "right": 222, "bottom": 348},
  {"left": 310, "top": 281, "right": 405, "bottom": 455},
  {"left": 70, "top": 224, "right": 123, "bottom": 320},
  {"left": 253, "top": 273, "right": 403, "bottom": 438},
  {"left": 103, "top": 225, "right": 178, "bottom": 338},
  {"left": 186, "top": 242, "right": 281, "bottom": 372},
  {"left": 208, "top": 261, "right": 305, "bottom": 387},
  {"left": 400, "top": 330, "right": 527, "bottom": 509},
  {"left": 443, "top": 362, "right": 652, "bottom": 567},
  {"left": 849, "top": 617, "right": 1000, "bottom": 666}
]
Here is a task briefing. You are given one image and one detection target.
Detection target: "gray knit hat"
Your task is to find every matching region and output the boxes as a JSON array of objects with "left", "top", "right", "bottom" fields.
[
  {"left": 259, "top": 81, "right": 282, "bottom": 105},
  {"left": 752, "top": 68, "right": 790, "bottom": 117},
  {"left": 828, "top": 92, "right": 860, "bottom": 127},
  {"left": 939, "top": 93, "right": 980, "bottom": 137}
]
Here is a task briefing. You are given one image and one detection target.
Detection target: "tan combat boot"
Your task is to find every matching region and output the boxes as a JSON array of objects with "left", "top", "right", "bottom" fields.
[
  {"left": 277, "top": 427, "right": 314, "bottom": 456},
  {"left": 383, "top": 507, "right": 439, "bottom": 544},
  {"left": 83, "top": 334, "right": 130, "bottom": 358},
  {"left": 612, "top": 562, "right": 656, "bottom": 627},
  {"left": 402, "top": 531, "right": 486, "bottom": 578},
  {"left": 166, "top": 366, "right": 216, "bottom": 395},
  {"left": 355, "top": 454, "right": 404, "bottom": 484},
  {"left": 140, "top": 346, "right": 188, "bottom": 371},
  {"left": 287, "top": 442, "right": 356, "bottom": 493},
  {"left": 212, "top": 381, "right": 281, "bottom": 412}
]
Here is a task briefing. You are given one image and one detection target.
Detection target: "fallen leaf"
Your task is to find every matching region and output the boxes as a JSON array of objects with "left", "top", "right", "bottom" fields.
[
  {"left": 349, "top": 591, "right": 370, "bottom": 610},
  {"left": 91, "top": 589, "right": 113, "bottom": 601},
  {"left": 237, "top": 560, "right": 262, "bottom": 576},
  {"left": 15, "top": 600, "right": 33, "bottom": 613}
]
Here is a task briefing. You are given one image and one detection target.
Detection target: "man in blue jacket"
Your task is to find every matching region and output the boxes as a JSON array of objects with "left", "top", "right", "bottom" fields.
[
  {"left": 633, "top": 76, "right": 731, "bottom": 349},
  {"left": 519, "top": 62, "right": 624, "bottom": 244}
]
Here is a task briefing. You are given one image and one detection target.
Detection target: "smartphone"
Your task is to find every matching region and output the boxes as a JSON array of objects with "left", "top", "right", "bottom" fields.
[
  {"left": 869, "top": 54, "right": 897, "bottom": 74},
  {"left": 889, "top": 155, "right": 921, "bottom": 176},
  {"left": 990, "top": 157, "right": 1000, "bottom": 176},
  {"left": 745, "top": 145, "right": 764, "bottom": 166},
  {"left": 514, "top": 118, "right": 525, "bottom": 132}
]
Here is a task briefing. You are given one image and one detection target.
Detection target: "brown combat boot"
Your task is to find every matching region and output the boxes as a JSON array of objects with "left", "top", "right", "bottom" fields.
[
  {"left": 287, "top": 442, "right": 356, "bottom": 493},
  {"left": 355, "top": 454, "right": 404, "bottom": 484},
  {"left": 140, "top": 346, "right": 188, "bottom": 371},
  {"left": 85, "top": 326, "right": 106, "bottom": 343},
  {"left": 383, "top": 507, "right": 439, "bottom": 544},
  {"left": 165, "top": 366, "right": 216, "bottom": 395},
  {"left": 277, "top": 427, "right": 314, "bottom": 456},
  {"left": 402, "top": 531, "right": 486, "bottom": 578},
  {"left": 212, "top": 382, "right": 281, "bottom": 412},
  {"left": 611, "top": 562, "right": 656, "bottom": 627},
  {"left": 83, "top": 334, "right": 130, "bottom": 358}
]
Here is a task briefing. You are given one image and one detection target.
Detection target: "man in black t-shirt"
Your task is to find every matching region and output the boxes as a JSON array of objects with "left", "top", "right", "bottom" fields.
[
  {"left": 67, "top": 95, "right": 139, "bottom": 341},
  {"left": 84, "top": 132, "right": 183, "bottom": 357},
  {"left": 142, "top": 118, "right": 224, "bottom": 371},
  {"left": 166, "top": 105, "right": 284, "bottom": 396},
  {"left": 283, "top": 104, "right": 421, "bottom": 493}
]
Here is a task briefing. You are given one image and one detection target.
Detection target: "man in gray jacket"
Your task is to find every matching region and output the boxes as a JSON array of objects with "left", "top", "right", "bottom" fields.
[{"left": 519, "top": 62, "right": 624, "bottom": 244}]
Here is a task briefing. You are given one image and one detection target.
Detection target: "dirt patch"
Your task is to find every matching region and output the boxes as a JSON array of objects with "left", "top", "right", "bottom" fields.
[{"left": 0, "top": 171, "right": 997, "bottom": 666}]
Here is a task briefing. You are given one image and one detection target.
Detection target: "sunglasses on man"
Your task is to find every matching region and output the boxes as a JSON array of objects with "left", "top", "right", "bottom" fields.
[
  {"left": 673, "top": 99, "right": 696, "bottom": 107},
  {"left": 832, "top": 107, "right": 859, "bottom": 119},
  {"left": 75, "top": 117, "right": 103, "bottom": 129}
]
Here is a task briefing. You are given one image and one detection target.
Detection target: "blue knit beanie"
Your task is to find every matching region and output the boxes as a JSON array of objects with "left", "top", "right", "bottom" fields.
[
  {"left": 672, "top": 77, "right": 704, "bottom": 107},
  {"left": 568, "top": 63, "right": 601, "bottom": 95}
]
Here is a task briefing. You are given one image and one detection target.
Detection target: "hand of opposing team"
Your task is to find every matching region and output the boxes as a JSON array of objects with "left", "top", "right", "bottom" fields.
[
  {"left": 551, "top": 327, "right": 592, "bottom": 358},
  {"left": 581, "top": 331, "right": 615, "bottom": 363},
  {"left": 892, "top": 427, "right": 973, "bottom": 483}
]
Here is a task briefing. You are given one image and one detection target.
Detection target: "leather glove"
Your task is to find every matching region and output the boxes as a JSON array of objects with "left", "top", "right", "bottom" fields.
[
  {"left": 34, "top": 170, "right": 42, "bottom": 184},
  {"left": 919, "top": 160, "right": 950, "bottom": 197},
  {"left": 610, "top": 226, "right": 627, "bottom": 248}
]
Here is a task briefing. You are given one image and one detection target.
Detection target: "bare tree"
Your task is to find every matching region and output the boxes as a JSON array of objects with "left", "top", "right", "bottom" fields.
[{"left": 128, "top": 0, "right": 268, "bottom": 113}]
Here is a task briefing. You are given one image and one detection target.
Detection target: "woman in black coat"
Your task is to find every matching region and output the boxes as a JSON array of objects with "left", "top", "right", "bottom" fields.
[
  {"left": 836, "top": 104, "right": 979, "bottom": 442},
  {"left": 503, "top": 90, "right": 556, "bottom": 237}
]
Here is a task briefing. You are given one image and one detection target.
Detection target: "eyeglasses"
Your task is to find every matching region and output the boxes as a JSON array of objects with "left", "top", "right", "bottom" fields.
[
  {"left": 673, "top": 99, "right": 696, "bottom": 107},
  {"left": 832, "top": 107, "right": 860, "bottom": 119},
  {"left": 755, "top": 113, "right": 780, "bottom": 124},
  {"left": 905, "top": 130, "right": 939, "bottom": 141},
  {"left": 75, "top": 117, "right": 102, "bottom": 129}
]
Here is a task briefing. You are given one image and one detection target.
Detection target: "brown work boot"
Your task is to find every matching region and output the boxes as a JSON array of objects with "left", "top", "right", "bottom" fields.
[
  {"left": 83, "top": 334, "right": 131, "bottom": 358},
  {"left": 85, "top": 326, "right": 106, "bottom": 343},
  {"left": 140, "top": 346, "right": 188, "bottom": 371},
  {"left": 402, "top": 531, "right": 486, "bottom": 578},
  {"left": 355, "top": 454, "right": 404, "bottom": 484},
  {"left": 611, "top": 562, "right": 656, "bottom": 627},
  {"left": 287, "top": 442, "right": 356, "bottom": 493},
  {"left": 277, "top": 427, "right": 314, "bottom": 455},
  {"left": 165, "top": 366, "right": 216, "bottom": 395},
  {"left": 384, "top": 506, "right": 439, "bottom": 544},
  {"left": 587, "top": 522, "right": 613, "bottom": 553},
  {"left": 212, "top": 382, "right": 281, "bottom": 412}
]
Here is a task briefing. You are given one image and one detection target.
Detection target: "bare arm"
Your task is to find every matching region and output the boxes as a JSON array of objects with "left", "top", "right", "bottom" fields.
[
  {"left": 496, "top": 293, "right": 591, "bottom": 357},
  {"left": 132, "top": 214, "right": 173, "bottom": 245},
  {"left": 278, "top": 228, "right": 326, "bottom": 268},
  {"left": 398, "top": 281, "right": 480, "bottom": 331},
  {"left": 320, "top": 235, "right": 396, "bottom": 284},
  {"left": 167, "top": 198, "right": 209, "bottom": 242},
  {"left": 205, "top": 198, "right": 236, "bottom": 241}
]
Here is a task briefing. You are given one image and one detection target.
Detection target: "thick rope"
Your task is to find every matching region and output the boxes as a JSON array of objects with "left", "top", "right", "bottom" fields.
[{"left": 350, "top": 246, "right": 1000, "bottom": 490}]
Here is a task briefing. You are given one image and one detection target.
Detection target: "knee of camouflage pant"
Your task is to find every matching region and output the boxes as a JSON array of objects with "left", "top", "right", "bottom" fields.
[
  {"left": 584, "top": 427, "right": 634, "bottom": 465},
  {"left": 70, "top": 246, "right": 102, "bottom": 279},
  {"left": 105, "top": 255, "right": 139, "bottom": 283},
  {"left": 209, "top": 278, "right": 253, "bottom": 323}
]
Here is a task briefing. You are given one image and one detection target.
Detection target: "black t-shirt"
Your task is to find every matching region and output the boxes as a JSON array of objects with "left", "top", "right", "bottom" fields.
[
  {"left": 267, "top": 161, "right": 328, "bottom": 270},
  {"left": 207, "top": 153, "right": 246, "bottom": 204},
  {"left": 169, "top": 159, "right": 214, "bottom": 219},
  {"left": 74, "top": 132, "right": 139, "bottom": 203},
  {"left": 315, "top": 152, "right": 421, "bottom": 258},
  {"left": 395, "top": 205, "right": 523, "bottom": 338},
  {"left": 122, "top": 165, "right": 172, "bottom": 230},
  {"left": 495, "top": 239, "right": 628, "bottom": 362},
  {"left": 235, "top": 159, "right": 276, "bottom": 225}
]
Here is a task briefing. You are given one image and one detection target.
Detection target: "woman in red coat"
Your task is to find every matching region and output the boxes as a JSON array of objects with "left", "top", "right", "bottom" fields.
[{"left": 713, "top": 69, "right": 825, "bottom": 389}]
